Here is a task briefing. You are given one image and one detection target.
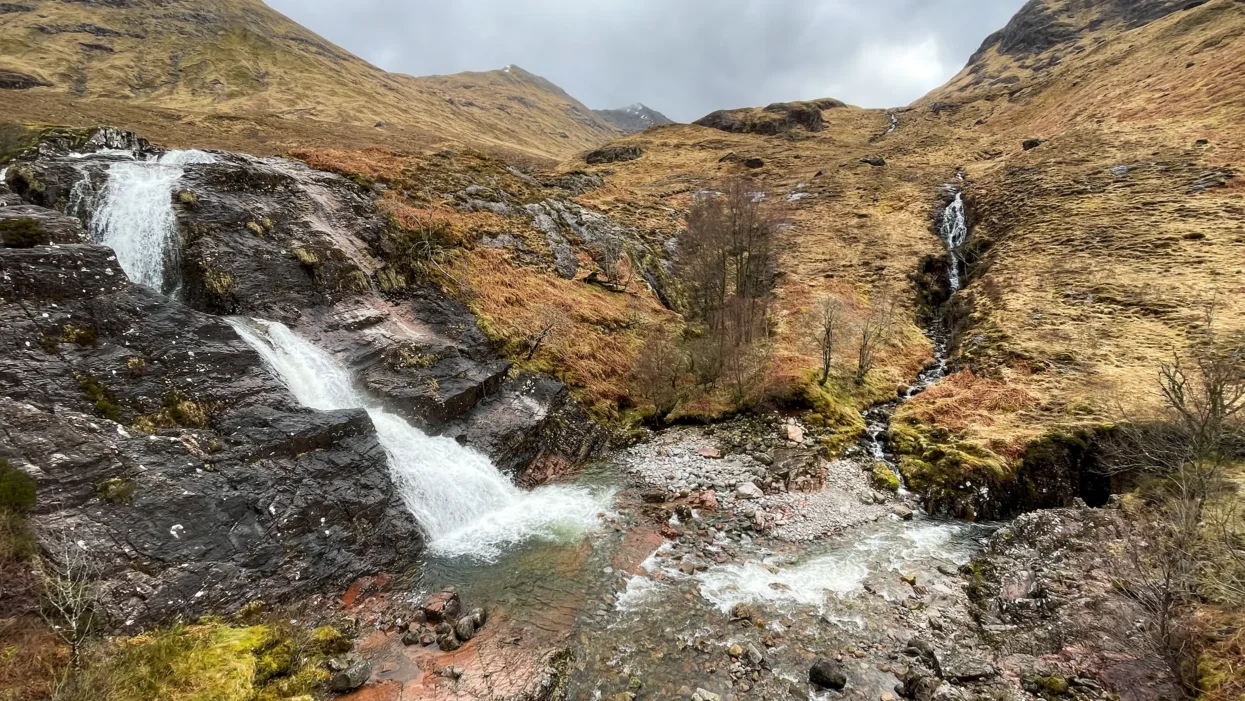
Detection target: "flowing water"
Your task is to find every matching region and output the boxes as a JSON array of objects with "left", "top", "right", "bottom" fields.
[
  {"left": 71, "top": 149, "right": 217, "bottom": 292},
  {"left": 938, "top": 192, "right": 969, "bottom": 293},
  {"left": 68, "top": 143, "right": 993, "bottom": 697},
  {"left": 226, "top": 318, "right": 611, "bottom": 560},
  {"left": 862, "top": 187, "right": 970, "bottom": 480}
]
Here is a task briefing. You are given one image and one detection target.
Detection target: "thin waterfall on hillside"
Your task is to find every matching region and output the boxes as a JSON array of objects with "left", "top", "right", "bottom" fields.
[
  {"left": 939, "top": 192, "right": 969, "bottom": 293},
  {"left": 227, "top": 318, "right": 610, "bottom": 560},
  {"left": 860, "top": 185, "right": 971, "bottom": 490},
  {"left": 73, "top": 150, "right": 217, "bottom": 291}
]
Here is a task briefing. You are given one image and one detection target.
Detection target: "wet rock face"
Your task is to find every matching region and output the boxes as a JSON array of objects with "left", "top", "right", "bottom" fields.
[
  {"left": 173, "top": 153, "right": 389, "bottom": 318},
  {"left": 9, "top": 128, "right": 606, "bottom": 482},
  {"left": 0, "top": 231, "right": 421, "bottom": 627}
]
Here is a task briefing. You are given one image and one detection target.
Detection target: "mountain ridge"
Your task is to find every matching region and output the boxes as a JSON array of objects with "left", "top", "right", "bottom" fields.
[
  {"left": 0, "top": 0, "right": 623, "bottom": 160},
  {"left": 592, "top": 103, "right": 675, "bottom": 134}
]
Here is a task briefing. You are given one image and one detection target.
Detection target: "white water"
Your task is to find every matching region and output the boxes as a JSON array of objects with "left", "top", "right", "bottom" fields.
[
  {"left": 695, "top": 521, "right": 982, "bottom": 614},
  {"left": 227, "top": 318, "right": 610, "bottom": 560},
  {"left": 939, "top": 192, "right": 969, "bottom": 292},
  {"left": 83, "top": 150, "right": 216, "bottom": 291}
]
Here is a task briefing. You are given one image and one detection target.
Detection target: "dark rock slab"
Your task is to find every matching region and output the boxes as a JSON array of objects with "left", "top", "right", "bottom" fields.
[{"left": 0, "top": 238, "right": 421, "bottom": 629}]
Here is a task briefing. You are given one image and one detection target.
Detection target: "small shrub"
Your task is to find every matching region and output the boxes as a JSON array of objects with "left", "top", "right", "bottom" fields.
[
  {"left": 0, "top": 459, "right": 36, "bottom": 514},
  {"left": 96, "top": 477, "right": 135, "bottom": 505},
  {"left": 0, "top": 217, "right": 49, "bottom": 248},
  {"left": 76, "top": 374, "right": 120, "bottom": 422}
]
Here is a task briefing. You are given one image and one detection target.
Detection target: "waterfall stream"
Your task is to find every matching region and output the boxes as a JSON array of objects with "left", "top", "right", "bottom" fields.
[
  {"left": 939, "top": 192, "right": 969, "bottom": 293},
  {"left": 861, "top": 185, "right": 970, "bottom": 483},
  {"left": 227, "top": 318, "right": 610, "bottom": 560},
  {"left": 72, "top": 149, "right": 216, "bottom": 292}
]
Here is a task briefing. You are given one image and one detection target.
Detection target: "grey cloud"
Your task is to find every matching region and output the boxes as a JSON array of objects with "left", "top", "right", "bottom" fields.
[{"left": 264, "top": 0, "right": 1028, "bottom": 122}]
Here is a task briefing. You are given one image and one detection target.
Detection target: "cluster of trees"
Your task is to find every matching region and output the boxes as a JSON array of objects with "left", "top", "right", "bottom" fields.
[
  {"left": 806, "top": 288, "right": 899, "bottom": 388},
  {"left": 633, "top": 178, "right": 780, "bottom": 414},
  {"left": 632, "top": 176, "right": 901, "bottom": 419},
  {"left": 1108, "top": 304, "right": 1245, "bottom": 695}
]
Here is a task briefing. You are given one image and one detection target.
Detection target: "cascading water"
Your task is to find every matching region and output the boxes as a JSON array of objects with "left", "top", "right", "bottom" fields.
[
  {"left": 227, "top": 318, "right": 610, "bottom": 560},
  {"left": 861, "top": 184, "right": 970, "bottom": 485},
  {"left": 75, "top": 149, "right": 217, "bottom": 291},
  {"left": 939, "top": 192, "right": 969, "bottom": 292}
]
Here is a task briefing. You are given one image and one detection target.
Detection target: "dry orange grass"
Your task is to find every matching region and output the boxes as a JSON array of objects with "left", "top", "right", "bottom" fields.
[
  {"left": 291, "top": 148, "right": 413, "bottom": 183},
  {"left": 453, "top": 248, "right": 672, "bottom": 418},
  {"left": 1195, "top": 609, "right": 1245, "bottom": 701},
  {"left": 901, "top": 371, "right": 1038, "bottom": 435}
]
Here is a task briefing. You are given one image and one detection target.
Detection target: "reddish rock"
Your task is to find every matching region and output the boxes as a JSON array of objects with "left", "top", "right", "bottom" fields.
[
  {"left": 421, "top": 590, "right": 462, "bottom": 623},
  {"left": 342, "top": 574, "right": 393, "bottom": 609},
  {"left": 697, "top": 448, "right": 723, "bottom": 459}
]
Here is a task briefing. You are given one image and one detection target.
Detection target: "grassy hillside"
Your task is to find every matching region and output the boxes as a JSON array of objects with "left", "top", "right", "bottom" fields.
[
  {"left": 3, "top": 0, "right": 1240, "bottom": 462},
  {"left": 551, "top": 0, "right": 1245, "bottom": 469},
  {"left": 0, "top": 0, "right": 620, "bottom": 161}
]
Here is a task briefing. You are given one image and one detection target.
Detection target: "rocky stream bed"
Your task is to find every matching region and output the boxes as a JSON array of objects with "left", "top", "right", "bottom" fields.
[{"left": 0, "top": 129, "right": 1174, "bottom": 701}]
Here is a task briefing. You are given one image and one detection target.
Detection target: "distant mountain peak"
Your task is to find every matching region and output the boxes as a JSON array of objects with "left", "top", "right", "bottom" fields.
[{"left": 593, "top": 103, "right": 675, "bottom": 134}]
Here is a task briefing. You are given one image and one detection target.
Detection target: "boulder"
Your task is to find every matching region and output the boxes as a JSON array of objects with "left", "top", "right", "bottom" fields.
[
  {"left": 454, "top": 616, "right": 476, "bottom": 642},
  {"left": 437, "top": 633, "right": 462, "bottom": 652},
  {"left": 467, "top": 607, "right": 488, "bottom": 630},
  {"left": 809, "top": 657, "right": 847, "bottom": 690},
  {"left": 735, "top": 482, "right": 763, "bottom": 500},
  {"left": 1022, "top": 138, "right": 1043, "bottom": 151},
  {"left": 328, "top": 655, "right": 371, "bottom": 692},
  {"left": 743, "top": 157, "right": 765, "bottom": 169},
  {"left": 861, "top": 156, "right": 887, "bottom": 167},
  {"left": 586, "top": 146, "right": 643, "bottom": 164},
  {"left": 421, "top": 590, "right": 462, "bottom": 623}
]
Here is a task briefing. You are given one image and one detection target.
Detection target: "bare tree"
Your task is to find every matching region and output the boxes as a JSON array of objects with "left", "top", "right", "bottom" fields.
[
  {"left": 38, "top": 533, "right": 103, "bottom": 666},
  {"left": 591, "top": 236, "right": 631, "bottom": 290},
  {"left": 631, "top": 325, "right": 683, "bottom": 419},
  {"left": 676, "top": 177, "right": 782, "bottom": 386},
  {"left": 808, "top": 295, "right": 846, "bottom": 385},
  {"left": 854, "top": 289, "right": 899, "bottom": 385},
  {"left": 1107, "top": 302, "right": 1245, "bottom": 695},
  {"left": 525, "top": 306, "right": 566, "bottom": 362},
  {"left": 723, "top": 337, "right": 771, "bottom": 409}
]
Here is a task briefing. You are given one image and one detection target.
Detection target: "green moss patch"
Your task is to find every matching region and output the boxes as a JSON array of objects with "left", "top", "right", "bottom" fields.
[
  {"left": 0, "top": 217, "right": 49, "bottom": 248},
  {"left": 55, "top": 622, "right": 342, "bottom": 701},
  {"left": 76, "top": 373, "right": 121, "bottom": 422}
]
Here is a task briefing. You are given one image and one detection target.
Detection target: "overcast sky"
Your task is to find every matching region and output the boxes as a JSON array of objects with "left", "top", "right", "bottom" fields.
[{"left": 264, "top": 0, "right": 1027, "bottom": 122}]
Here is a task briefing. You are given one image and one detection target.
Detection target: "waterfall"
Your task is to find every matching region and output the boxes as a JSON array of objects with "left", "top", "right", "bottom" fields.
[
  {"left": 939, "top": 192, "right": 969, "bottom": 293},
  {"left": 82, "top": 150, "right": 216, "bottom": 291},
  {"left": 227, "top": 318, "right": 609, "bottom": 560}
]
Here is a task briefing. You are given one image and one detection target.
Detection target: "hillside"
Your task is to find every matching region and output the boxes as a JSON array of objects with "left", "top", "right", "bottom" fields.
[
  {"left": 0, "top": 0, "right": 621, "bottom": 161},
  {"left": 543, "top": 0, "right": 1245, "bottom": 508}
]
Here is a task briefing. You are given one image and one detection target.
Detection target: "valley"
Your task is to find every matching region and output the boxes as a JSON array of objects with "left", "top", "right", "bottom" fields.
[{"left": 1, "top": 0, "right": 1243, "bottom": 700}]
